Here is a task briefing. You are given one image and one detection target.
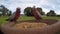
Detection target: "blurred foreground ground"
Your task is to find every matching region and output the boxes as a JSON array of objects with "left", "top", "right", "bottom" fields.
[{"left": 0, "top": 16, "right": 60, "bottom": 34}]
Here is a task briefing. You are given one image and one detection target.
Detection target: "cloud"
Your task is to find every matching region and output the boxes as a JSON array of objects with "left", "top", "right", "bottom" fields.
[{"left": 0, "top": 0, "right": 60, "bottom": 14}]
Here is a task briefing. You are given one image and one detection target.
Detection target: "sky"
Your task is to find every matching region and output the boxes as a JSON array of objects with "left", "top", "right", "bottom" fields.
[{"left": 0, "top": 0, "right": 60, "bottom": 15}]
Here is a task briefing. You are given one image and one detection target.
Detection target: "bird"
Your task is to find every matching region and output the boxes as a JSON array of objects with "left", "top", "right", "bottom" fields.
[
  {"left": 6, "top": 7, "right": 20, "bottom": 22},
  {"left": 33, "top": 6, "right": 42, "bottom": 20}
]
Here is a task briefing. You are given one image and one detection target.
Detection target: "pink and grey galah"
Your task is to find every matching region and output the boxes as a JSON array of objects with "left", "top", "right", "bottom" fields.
[
  {"left": 7, "top": 7, "right": 20, "bottom": 22},
  {"left": 33, "top": 6, "right": 42, "bottom": 20}
]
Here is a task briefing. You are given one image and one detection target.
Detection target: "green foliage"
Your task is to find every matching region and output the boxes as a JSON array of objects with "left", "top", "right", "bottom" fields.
[
  {"left": 37, "top": 8, "right": 45, "bottom": 15},
  {"left": 0, "top": 5, "right": 11, "bottom": 16},
  {"left": 8, "top": 11, "right": 12, "bottom": 16},
  {"left": 46, "top": 10, "right": 56, "bottom": 16},
  {"left": 24, "top": 7, "right": 45, "bottom": 16},
  {"left": 24, "top": 7, "right": 33, "bottom": 16},
  {"left": 56, "top": 15, "right": 60, "bottom": 17}
]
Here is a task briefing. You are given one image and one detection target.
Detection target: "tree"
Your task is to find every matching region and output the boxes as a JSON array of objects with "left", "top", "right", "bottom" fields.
[
  {"left": 24, "top": 7, "right": 33, "bottom": 16},
  {"left": 37, "top": 8, "right": 45, "bottom": 15},
  {"left": 24, "top": 7, "right": 45, "bottom": 16},
  {"left": 7, "top": 11, "right": 12, "bottom": 16},
  {"left": 0, "top": 5, "right": 9, "bottom": 16},
  {"left": 46, "top": 10, "right": 56, "bottom": 16}
]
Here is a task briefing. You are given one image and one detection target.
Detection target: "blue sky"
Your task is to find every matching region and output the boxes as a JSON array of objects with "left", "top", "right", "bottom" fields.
[{"left": 0, "top": 0, "right": 60, "bottom": 14}]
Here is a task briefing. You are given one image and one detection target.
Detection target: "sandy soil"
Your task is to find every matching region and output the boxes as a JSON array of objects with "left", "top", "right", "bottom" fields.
[{"left": 13, "top": 22, "right": 48, "bottom": 29}]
